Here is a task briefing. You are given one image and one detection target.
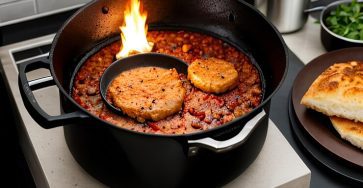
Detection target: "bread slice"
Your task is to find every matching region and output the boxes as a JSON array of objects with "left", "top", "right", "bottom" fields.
[
  {"left": 301, "top": 61, "right": 363, "bottom": 122},
  {"left": 330, "top": 116, "right": 363, "bottom": 150}
]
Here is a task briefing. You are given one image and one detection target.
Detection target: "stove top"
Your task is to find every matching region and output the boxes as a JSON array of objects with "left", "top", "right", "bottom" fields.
[{"left": 0, "top": 30, "right": 310, "bottom": 187}]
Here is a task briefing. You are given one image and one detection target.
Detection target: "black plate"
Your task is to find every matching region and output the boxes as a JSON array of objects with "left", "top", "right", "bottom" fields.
[
  {"left": 289, "top": 92, "right": 363, "bottom": 184},
  {"left": 290, "top": 48, "right": 363, "bottom": 168}
]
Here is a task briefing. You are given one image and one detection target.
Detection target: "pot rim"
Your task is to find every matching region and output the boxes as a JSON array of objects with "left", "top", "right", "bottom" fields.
[
  {"left": 49, "top": 0, "right": 289, "bottom": 139},
  {"left": 320, "top": 0, "right": 363, "bottom": 44}
]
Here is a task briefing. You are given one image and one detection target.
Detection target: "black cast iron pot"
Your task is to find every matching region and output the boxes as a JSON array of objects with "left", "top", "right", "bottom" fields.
[{"left": 18, "top": 0, "right": 288, "bottom": 187}]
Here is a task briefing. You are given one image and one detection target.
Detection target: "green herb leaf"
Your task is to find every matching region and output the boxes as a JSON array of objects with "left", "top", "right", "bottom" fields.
[
  {"left": 326, "top": 0, "right": 363, "bottom": 41},
  {"left": 347, "top": 31, "right": 359, "bottom": 39},
  {"left": 330, "top": 16, "right": 338, "bottom": 25},
  {"left": 353, "top": 4, "right": 360, "bottom": 16}
]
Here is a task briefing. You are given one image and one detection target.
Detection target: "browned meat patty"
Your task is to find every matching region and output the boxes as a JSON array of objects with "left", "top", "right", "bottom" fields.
[
  {"left": 108, "top": 67, "right": 186, "bottom": 122},
  {"left": 188, "top": 58, "right": 239, "bottom": 94}
]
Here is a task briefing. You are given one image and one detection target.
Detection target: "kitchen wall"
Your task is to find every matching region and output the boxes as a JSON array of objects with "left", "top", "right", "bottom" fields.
[{"left": 0, "top": 0, "right": 91, "bottom": 25}]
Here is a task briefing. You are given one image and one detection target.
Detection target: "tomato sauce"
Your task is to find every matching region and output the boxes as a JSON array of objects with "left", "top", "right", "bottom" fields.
[{"left": 72, "top": 30, "right": 262, "bottom": 134}]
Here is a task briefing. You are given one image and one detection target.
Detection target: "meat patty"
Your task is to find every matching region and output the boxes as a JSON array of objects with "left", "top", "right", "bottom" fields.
[
  {"left": 188, "top": 58, "right": 239, "bottom": 94},
  {"left": 108, "top": 66, "right": 186, "bottom": 122}
]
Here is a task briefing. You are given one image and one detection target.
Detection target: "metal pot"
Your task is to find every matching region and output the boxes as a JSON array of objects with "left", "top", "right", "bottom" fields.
[
  {"left": 320, "top": 0, "right": 363, "bottom": 51},
  {"left": 266, "top": 0, "right": 310, "bottom": 33},
  {"left": 18, "top": 0, "right": 288, "bottom": 187}
]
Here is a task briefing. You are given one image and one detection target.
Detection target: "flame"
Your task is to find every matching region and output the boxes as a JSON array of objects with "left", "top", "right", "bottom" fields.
[{"left": 116, "top": 0, "right": 153, "bottom": 59}]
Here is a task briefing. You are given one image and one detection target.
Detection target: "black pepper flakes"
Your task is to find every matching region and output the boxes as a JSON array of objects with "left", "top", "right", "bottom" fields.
[
  {"left": 162, "top": 88, "right": 165, "bottom": 92},
  {"left": 221, "top": 75, "right": 225, "bottom": 79},
  {"left": 152, "top": 99, "right": 156, "bottom": 103},
  {"left": 247, "top": 101, "right": 253, "bottom": 108}
]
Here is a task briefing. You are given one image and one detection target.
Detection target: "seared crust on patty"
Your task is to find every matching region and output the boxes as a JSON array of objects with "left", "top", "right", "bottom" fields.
[
  {"left": 188, "top": 58, "right": 239, "bottom": 94},
  {"left": 108, "top": 67, "right": 186, "bottom": 122}
]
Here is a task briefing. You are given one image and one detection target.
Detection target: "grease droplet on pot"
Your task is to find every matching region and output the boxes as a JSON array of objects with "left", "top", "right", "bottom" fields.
[
  {"left": 228, "top": 13, "right": 235, "bottom": 22},
  {"left": 102, "top": 6, "right": 109, "bottom": 14}
]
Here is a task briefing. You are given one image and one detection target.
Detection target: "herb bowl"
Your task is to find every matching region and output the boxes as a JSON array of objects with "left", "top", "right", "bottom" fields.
[{"left": 320, "top": 0, "right": 363, "bottom": 51}]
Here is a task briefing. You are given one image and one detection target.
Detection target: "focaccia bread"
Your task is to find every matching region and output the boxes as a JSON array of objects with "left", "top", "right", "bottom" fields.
[
  {"left": 330, "top": 116, "right": 363, "bottom": 150},
  {"left": 301, "top": 61, "right": 363, "bottom": 122}
]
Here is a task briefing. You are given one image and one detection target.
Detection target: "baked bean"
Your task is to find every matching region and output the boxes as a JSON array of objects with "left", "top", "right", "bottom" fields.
[{"left": 72, "top": 30, "right": 262, "bottom": 134}]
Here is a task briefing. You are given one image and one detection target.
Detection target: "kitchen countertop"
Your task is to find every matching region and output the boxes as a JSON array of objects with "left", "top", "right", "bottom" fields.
[
  {"left": 0, "top": 20, "right": 315, "bottom": 188},
  {"left": 2, "top": 9, "right": 360, "bottom": 186},
  {"left": 1, "top": 0, "right": 362, "bottom": 183},
  {"left": 283, "top": 16, "right": 325, "bottom": 65},
  {"left": 0, "top": 34, "right": 311, "bottom": 187},
  {"left": 279, "top": 16, "right": 362, "bottom": 187}
]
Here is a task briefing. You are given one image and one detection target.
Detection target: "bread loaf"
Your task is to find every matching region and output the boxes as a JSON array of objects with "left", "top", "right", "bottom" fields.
[
  {"left": 330, "top": 116, "right": 363, "bottom": 150},
  {"left": 301, "top": 61, "right": 363, "bottom": 122}
]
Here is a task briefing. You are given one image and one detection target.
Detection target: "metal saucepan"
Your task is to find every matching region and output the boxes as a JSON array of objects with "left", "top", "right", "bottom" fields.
[
  {"left": 18, "top": 0, "right": 288, "bottom": 186},
  {"left": 305, "top": 0, "right": 363, "bottom": 51},
  {"left": 267, "top": 0, "right": 310, "bottom": 33}
]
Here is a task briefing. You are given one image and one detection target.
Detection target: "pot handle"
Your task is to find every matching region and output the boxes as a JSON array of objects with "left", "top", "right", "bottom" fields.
[
  {"left": 18, "top": 57, "right": 89, "bottom": 129},
  {"left": 188, "top": 109, "right": 266, "bottom": 155},
  {"left": 304, "top": 6, "right": 325, "bottom": 13}
]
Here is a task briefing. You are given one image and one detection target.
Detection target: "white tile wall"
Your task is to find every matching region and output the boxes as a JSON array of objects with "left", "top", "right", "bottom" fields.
[
  {"left": 36, "top": 0, "right": 91, "bottom": 14},
  {"left": 0, "top": 0, "right": 91, "bottom": 24},
  {"left": 0, "top": 0, "right": 36, "bottom": 22},
  {"left": 0, "top": 0, "right": 18, "bottom": 4}
]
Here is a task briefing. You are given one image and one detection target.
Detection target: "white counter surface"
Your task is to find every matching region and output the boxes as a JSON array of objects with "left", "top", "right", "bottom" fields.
[
  {"left": 0, "top": 16, "right": 323, "bottom": 188},
  {"left": 283, "top": 16, "right": 326, "bottom": 64}
]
